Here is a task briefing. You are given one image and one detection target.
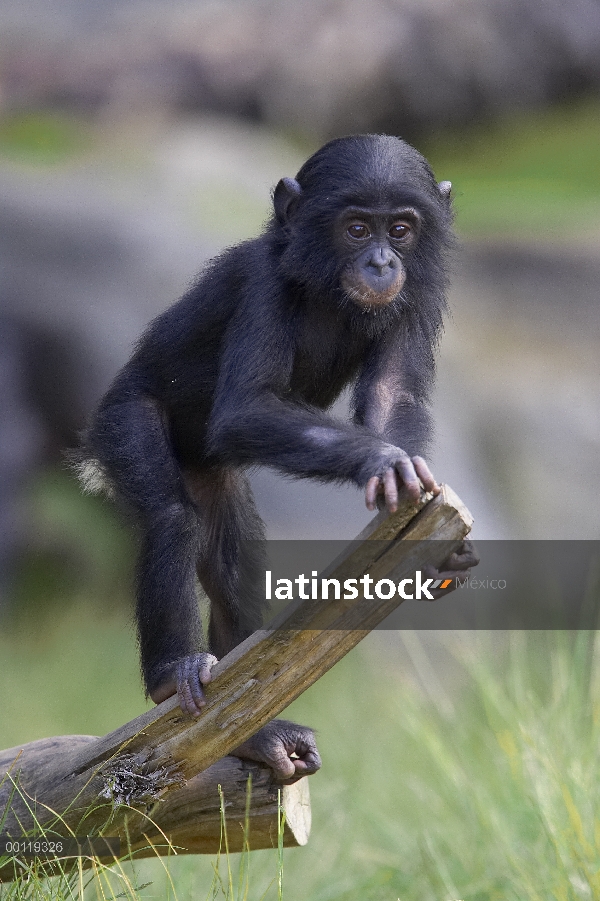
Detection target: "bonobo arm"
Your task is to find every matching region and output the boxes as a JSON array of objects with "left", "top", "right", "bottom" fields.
[
  {"left": 353, "top": 326, "right": 436, "bottom": 453},
  {"left": 353, "top": 328, "right": 440, "bottom": 510},
  {"left": 354, "top": 333, "right": 478, "bottom": 583},
  {"left": 232, "top": 719, "right": 321, "bottom": 783},
  {"left": 207, "top": 289, "right": 434, "bottom": 507}
]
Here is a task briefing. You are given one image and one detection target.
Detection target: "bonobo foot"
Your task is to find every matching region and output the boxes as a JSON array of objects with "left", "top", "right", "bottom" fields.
[
  {"left": 232, "top": 719, "right": 322, "bottom": 783},
  {"left": 422, "top": 539, "right": 480, "bottom": 599},
  {"left": 149, "top": 652, "right": 219, "bottom": 716}
]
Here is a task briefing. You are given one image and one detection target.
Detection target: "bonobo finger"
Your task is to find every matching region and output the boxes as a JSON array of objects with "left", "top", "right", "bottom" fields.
[
  {"left": 383, "top": 467, "right": 399, "bottom": 512},
  {"left": 443, "top": 539, "right": 480, "bottom": 571},
  {"left": 188, "top": 653, "right": 218, "bottom": 717},
  {"left": 365, "top": 476, "right": 381, "bottom": 511},
  {"left": 289, "top": 738, "right": 322, "bottom": 777},
  {"left": 412, "top": 456, "right": 440, "bottom": 496},
  {"left": 394, "top": 456, "right": 421, "bottom": 502},
  {"left": 176, "top": 653, "right": 220, "bottom": 717},
  {"left": 290, "top": 756, "right": 320, "bottom": 777},
  {"left": 267, "top": 750, "right": 298, "bottom": 781},
  {"left": 197, "top": 653, "right": 219, "bottom": 685},
  {"left": 176, "top": 658, "right": 204, "bottom": 716},
  {"left": 445, "top": 552, "right": 477, "bottom": 571},
  {"left": 178, "top": 676, "right": 201, "bottom": 717},
  {"left": 187, "top": 667, "right": 206, "bottom": 717}
]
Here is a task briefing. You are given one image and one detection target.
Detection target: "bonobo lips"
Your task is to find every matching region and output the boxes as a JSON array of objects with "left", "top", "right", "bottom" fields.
[{"left": 350, "top": 268, "right": 406, "bottom": 308}]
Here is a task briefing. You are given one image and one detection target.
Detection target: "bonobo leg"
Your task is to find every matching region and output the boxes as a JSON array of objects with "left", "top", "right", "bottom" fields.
[
  {"left": 186, "top": 478, "right": 318, "bottom": 780},
  {"left": 187, "top": 467, "right": 268, "bottom": 660},
  {"left": 88, "top": 392, "right": 208, "bottom": 708}
]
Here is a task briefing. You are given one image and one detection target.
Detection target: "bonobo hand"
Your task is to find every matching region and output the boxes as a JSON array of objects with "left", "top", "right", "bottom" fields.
[
  {"left": 232, "top": 719, "right": 322, "bottom": 783},
  {"left": 365, "top": 453, "right": 440, "bottom": 512},
  {"left": 422, "top": 539, "right": 480, "bottom": 599},
  {"left": 149, "top": 652, "right": 219, "bottom": 716}
]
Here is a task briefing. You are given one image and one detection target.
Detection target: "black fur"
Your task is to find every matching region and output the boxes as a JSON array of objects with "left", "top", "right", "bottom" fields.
[{"left": 81, "top": 134, "right": 453, "bottom": 702}]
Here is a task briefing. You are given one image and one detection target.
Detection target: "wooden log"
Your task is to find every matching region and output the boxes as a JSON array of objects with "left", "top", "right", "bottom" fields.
[
  {"left": 0, "top": 736, "right": 307, "bottom": 881},
  {"left": 0, "top": 484, "right": 472, "bottom": 875}
]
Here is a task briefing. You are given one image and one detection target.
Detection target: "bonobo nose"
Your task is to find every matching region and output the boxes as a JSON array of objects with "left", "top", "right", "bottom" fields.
[{"left": 368, "top": 247, "right": 396, "bottom": 275}]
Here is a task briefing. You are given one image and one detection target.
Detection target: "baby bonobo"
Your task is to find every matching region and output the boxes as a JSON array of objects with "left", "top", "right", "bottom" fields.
[{"left": 78, "top": 134, "right": 476, "bottom": 780}]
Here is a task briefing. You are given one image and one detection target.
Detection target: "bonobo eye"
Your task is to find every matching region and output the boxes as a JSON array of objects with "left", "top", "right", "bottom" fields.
[
  {"left": 388, "top": 222, "right": 412, "bottom": 240},
  {"left": 346, "top": 222, "right": 371, "bottom": 240}
]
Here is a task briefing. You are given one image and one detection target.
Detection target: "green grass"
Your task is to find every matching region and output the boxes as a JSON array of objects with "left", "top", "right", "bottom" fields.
[
  {"left": 2, "top": 472, "right": 144, "bottom": 745},
  {"left": 3, "top": 624, "right": 600, "bottom": 900},
  {"left": 3, "top": 98, "right": 600, "bottom": 897},
  {"left": 0, "top": 769, "right": 284, "bottom": 901},
  {"left": 0, "top": 112, "right": 92, "bottom": 164},
  {"left": 421, "top": 96, "right": 600, "bottom": 238},
  {"left": 4, "top": 473, "right": 600, "bottom": 898},
  {"left": 12, "top": 470, "right": 134, "bottom": 613},
  {"left": 279, "top": 630, "right": 600, "bottom": 900}
]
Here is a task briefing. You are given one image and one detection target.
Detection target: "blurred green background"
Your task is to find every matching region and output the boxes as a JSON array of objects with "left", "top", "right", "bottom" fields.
[{"left": 1, "top": 1, "right": 600, "bottom": 897}]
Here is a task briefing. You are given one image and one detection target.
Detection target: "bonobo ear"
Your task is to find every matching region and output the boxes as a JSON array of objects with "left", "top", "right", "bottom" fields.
[
  {"left": 438, "top": 181, "right": 452, "bottom": 202},
  {"left": 273, "top": 177, "right": 303, "bottom": 226}
]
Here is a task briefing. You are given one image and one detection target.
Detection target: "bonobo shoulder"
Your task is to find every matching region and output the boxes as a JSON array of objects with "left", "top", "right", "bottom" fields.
[{"left": 135, "top": 239, "right": 272, "bottom": 354}]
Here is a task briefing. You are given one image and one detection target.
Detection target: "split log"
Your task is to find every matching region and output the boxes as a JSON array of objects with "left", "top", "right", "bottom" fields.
[
  {"left": 0, "top": 736, "right": 308, "bottom": 871},
  {"left": 0, "top": 484, "right": 472, "bottom": 880}
]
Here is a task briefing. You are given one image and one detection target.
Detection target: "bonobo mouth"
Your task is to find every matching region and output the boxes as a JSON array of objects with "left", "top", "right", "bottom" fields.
[{"left": 341, "top": 270, "right": 406, "bottom": 309}]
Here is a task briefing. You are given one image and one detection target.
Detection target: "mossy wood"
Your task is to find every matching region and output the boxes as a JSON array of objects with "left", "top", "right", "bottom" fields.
[{"left": 0, "top": 484, "right": 472, "bottom": 879}]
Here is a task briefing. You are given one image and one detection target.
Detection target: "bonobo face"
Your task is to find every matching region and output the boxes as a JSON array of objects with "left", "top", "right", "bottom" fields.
[
  {"left": 272, "top": 135, "right": 450, "bottom": 312},
  {"left": 337, "top": 206, "right": 421, "bottom": 308}
]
